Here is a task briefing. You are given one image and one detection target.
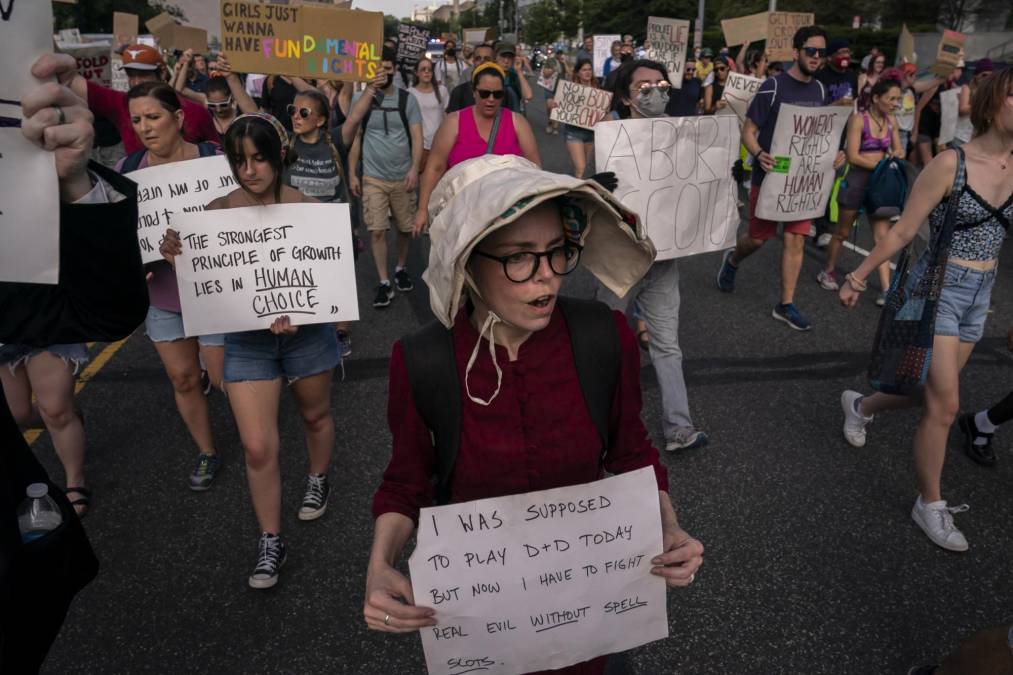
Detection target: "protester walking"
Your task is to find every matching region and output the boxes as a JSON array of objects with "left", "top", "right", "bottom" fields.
[
  {"left": 170, "top": 49, "right": 259, "bottom": 137},
  {"left": 408, "top": 57, "right": 449, "bottom": 173},
  {"left": 958, "top": 329, "right": 1013, "bottom": 466},
  {"left": 665, "top": 61, "right": 704, "bottom": 116},
  {"left": 857, "top": 50, "right": 886, "bottom": 112},
  {"left": 955, "top": 59, "right": 995, "bottom": 147},
  {"left": 815, "top": 38, "right": 858, "bottom": 104},
  {"left": 435, "top": 38, "right": 465, "bottom": 92},
  {"left": 703, "top": 56, "right": 731, "bottom": 114},
  {"left": 554, "top": 58, "right": 600, "bottom": 177}
]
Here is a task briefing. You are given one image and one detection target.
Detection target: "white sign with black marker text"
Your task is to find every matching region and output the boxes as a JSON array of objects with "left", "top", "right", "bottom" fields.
[
  {"left": 645, "top": 17, "right": 690, "bottom": 89},
  {"left": 595, "top": 116, "right": 740, "bottom": 260},
  {"left": 722, "top": 72, "right": 764, "bottom": 122},
  {"left": 592, "top": 34, "right": 621, "bottom": 79},
  {"left": 173, "top": 203, "right": 359, "bottom": 336},
  {"left": 409, "top": 467, "right": 667, "bottom": 675}
]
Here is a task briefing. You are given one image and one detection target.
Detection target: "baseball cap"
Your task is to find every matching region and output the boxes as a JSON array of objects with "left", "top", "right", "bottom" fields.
[
  {"left": 121, "top": 43, "right": 164, "bottom": 71},
  {"left": 901, "top": 62, "right": 917, "bottom": 74},
  {"left": 700, "top": 47, "right": 714, "bottom": 58},
  {"left": 827, "top": 38, "right": 849, "bottom": 55},
  {"left": 497, "top": 42, "right": 516, "bottom": 56}
]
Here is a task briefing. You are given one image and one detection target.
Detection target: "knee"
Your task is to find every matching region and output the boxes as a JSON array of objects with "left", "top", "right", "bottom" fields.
[
  {"left": 168, "top": 369, "right": 201, "bottom": 395},
  {"left": 301, "top": 407, "right": 333, "bottom": 435},
  {"left": 36, "top": 400, "right": 75, "bottom": 430},
  {"left": 370, "top": 230, "right": 386, "bottom": 244},
  {"left": 243, "top": 440, "right": 278, "bottom": 471},
  {"left": 927, "top": 395, "right": 960, "bottom": 426}
]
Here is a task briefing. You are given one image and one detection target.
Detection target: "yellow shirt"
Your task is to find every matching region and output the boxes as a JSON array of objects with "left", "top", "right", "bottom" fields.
[{"left": 696, "top": 60, "right": 714, "bottom": 81}]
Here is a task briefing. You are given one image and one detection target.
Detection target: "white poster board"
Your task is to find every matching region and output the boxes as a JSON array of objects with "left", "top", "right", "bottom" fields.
[
  {"left": 110, "top": 54, "right": 129, "bottom": 92},
  {"left": 593, "top": 34, "right": 620, "bottom": 79},
  {"left": 755, "top": 104, "right": 850, "bottom": 221},
  {"left": 595, "top": 116, "right": 740, "bottom": 261},
  {"left": 409, "top": 467, "right": 667, "bottom": 675},
  {"left": 128, "top": 155, "right": 238, "bottom": 264},
  {"left": 938, "top": 87, "right": 959, "bottom": 146},
  {"left": 549, "top": 80, "right": 613, "bottom": 131},
  {"left": 722, "top": 72, "right": 764, "bottom": 122},
  {"left": 59, "top": 43, "right": 114, "bottom": 88},
  {"left": 174, "top": 203, "right": 359, "bottom": 335},
  {"left": 0, "top": 0, "right": 60, "bottom": 284},
  {"left": 537, "top": 71, "right": 558, "bottom": 93},
  {"left": 645, "top": 17, "right": 690, "bottom": 89}
]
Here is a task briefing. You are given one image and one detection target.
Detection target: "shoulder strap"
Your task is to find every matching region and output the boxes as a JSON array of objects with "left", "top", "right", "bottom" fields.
[
  {"left": 196, "top": 141, "right": 218, "bottom": 157},
  {"left": 485, "top": 109, "right": 502, "bottom": 155},
  {"left": 398, "top": 88, "right": 412, "bottom": 151},
  {"left": 931, "top": 147, "right": 967, "bottom": 255},
  {"left": 119, "top": 149, "right": 147, "bottom": 174}
]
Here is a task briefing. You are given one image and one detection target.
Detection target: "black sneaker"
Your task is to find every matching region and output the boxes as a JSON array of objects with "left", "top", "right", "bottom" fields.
[
  {"left": 248, "top": 533, "right": 286, "bottom": 589},
  {"left": 200, "top": 369, "right": 212, "bottom": 395},
  {"left": 189, "top": 453, "right": 220, "bottom": 491},
  {"left": 394, "top": 268, "right": 415, "bottom": 292},
  {"left": 373, "top": 282, "right": 393, "bottom": 308},
  {"left": 957, "top": 413, "right": 996, "bottom": 467},
  {"left": 298, "top": 474, "right": 330, "bottom": 521}
]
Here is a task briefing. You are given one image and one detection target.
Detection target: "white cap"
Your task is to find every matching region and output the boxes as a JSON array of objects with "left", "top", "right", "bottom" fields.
[{"left": 26, "top": 482, "right": 49, "bottom": 499}]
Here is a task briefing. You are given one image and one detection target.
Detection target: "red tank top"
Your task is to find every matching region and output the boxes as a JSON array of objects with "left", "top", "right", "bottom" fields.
[{"left": 447, "top": 105, "right": 524, "bottom": 168}]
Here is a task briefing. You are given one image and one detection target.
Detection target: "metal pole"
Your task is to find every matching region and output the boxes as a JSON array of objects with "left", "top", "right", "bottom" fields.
[
  {"left": 695, "top": 0, "right": 704, "bottom": 50},
  {"left": 768, "top": 0, "right": 777, "bottom": 12}
]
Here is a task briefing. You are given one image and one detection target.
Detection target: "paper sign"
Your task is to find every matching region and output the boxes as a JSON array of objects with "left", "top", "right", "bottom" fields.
[
  {"left": 931, "top": 30, "right": 965, "bottom": 77},
  {"left": 220, "top": 0, "right": 383, "bottom": 82},
  {"left": 0, "top": 0, "right": 60, "bottom": 285},
  {"left": 595, "top": 116, "right": 740, "bottom": 261},
  {"left": 57, "top": 28, "right": 82, "bottom": 45},
  {"left": 114, "top": 11, "right": 139, "bottom": 44},
  {"left": 174, "top": 203, "right": 359, "bottom": 335},
  {"left": 129, "top": 155, "right": 239, "bottom": 264},
  {"left": 722, "top": 72, "right": 764, "bottom": 122},
  {"left": 938, "top": 87, "right": 959, "bottom": 146},
  {"left": 537, "top": 71, "right": 558, "bottom": 93},
  {"left": 464, "top": 28, "right": 488, "bottom": 45},
  {"left": 755, "top": 104, "right": 850, "bottom": 221},
  {"left": 766, "top": 12, "right": 814, "bottom": 61},
  {"left": 549, "top": 81, "right": 613, "bottom": 131},
  {"left": 645, "top": 17, "right": 690, "bottom": 89},
  {"left": 396, "top": 23, "right": 429, "bottom": 71},
  {"left": 720, "top": 12, "right": 768, "bottom": 48},
  {"left": 59, "top": 43, "right": 113, "bottom": 87},
  {"left": 593, "top": 34, "right": 620, "bottom": 79},
  {"left": 409, "top": 467, "right": 667, "bottom": 675}
]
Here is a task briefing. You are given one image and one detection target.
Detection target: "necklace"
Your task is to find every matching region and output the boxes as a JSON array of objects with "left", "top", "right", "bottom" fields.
[{"left": 973, "top": 150, "right": 1011, "bottom": 170}]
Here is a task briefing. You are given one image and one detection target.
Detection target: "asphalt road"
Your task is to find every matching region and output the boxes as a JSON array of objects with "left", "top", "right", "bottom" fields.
[{"left": 35, "top": 100, "right": 1013, "bottom": 674}]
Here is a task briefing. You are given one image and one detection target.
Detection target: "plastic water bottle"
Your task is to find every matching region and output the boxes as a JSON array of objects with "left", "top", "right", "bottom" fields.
[{"left": 17, "top": 483, "right": 63, "bottom": 543}]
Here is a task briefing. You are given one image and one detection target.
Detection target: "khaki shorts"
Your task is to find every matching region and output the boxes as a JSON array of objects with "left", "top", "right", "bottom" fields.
[{"left": 363, "top": 175, "right": 415, "bottom": 233}]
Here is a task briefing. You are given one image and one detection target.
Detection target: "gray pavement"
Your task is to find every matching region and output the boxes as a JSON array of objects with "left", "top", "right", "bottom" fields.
[{"left": 34, "top": 100, "right": 1013, "bottom": 674}]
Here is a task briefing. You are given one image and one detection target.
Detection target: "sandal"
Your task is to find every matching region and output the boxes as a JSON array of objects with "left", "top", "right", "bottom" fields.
[{"left": 65, "top": 486, "right": 92, "bottom": 518}]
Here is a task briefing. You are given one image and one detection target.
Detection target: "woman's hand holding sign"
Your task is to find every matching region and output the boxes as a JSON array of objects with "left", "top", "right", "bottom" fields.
[{"left": 651, "top": 492, "right": 703, "bottom": 588}]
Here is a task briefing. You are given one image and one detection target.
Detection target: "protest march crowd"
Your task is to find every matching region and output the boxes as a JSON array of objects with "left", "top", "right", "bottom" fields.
[{"left": 1, "top": 1, "right": 1012, "bottom": 672}]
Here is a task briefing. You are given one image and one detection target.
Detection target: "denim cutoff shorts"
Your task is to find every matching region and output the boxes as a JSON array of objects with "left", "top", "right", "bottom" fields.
[
  {"left": 0, "top": 343, "right": 89, "bottom": 374},
  {"left": 223, "top": 323, "right": 339, "bottom": 383},
  {"left": 145, "top": 306, "right": 224, "bottom": 347},
  {"left": 562, "top": 124, "right": 594, "bottom": 144},
  {"left": 906, "top": 256, "right": 996, "bottom": 343}
]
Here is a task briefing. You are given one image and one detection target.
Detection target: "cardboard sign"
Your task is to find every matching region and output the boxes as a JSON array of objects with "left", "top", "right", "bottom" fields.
[
  {"left": 145, "top": 11, "right": 176, "bottom": 40},
  {"left": 170, "top": 26, "right": 209, "bottom": 53},
  {"left": 897, "top": 23, "right": 915, "bottom": 65},
  {"left": 538, "top": 71, "right": 558, "bottom": 93},
  {"left": 720, "top": 12, "right": 768, "bottom": 48},
  {"left": 766, "top": 12, "right": 814, "bottom": 61},
  {"left": 464, "top": 27, "right": 488, "bottom": 45},
  {"left": 938, "top": 87, "right": 959, "bottom": 146},
  {"left": 549, "top": 81, "right": 613, "bottom": 131},
  {"left": 128, "top": 155, "right": 239, "bottom": 264},
  {"left": 110, "top": 54, "right": 129, "bottom": 91},
  {"left": 59, "top": 43, "right": 113, "bottom": 88},
  {"left": 56, "top": 28, "right": 82, "bottom": 45},
  {"left": 174, "top": 203, "right": 360, "bottom": 335},
  {"left": 755, "top": 104, "right": 850, "bottom": 221},
  {"left": 593, "top": 34, "right": 620, "bottom": 79},
  {"left": 0, "top": 0, "right": 60, "bottom": 284},
  {"left": 722, "top": 72, "right": 764, "bottom": 122},
  {"left": 595, "top": 116, "right": 740, "bottom": 261},
  {"left": 645, "top": 17, "right": 690, "bottom": 89},
  {"left": 409, "top": 467, "right": 667, "bottom": 675},
  {"left": 220, "top": 0, "right": 384, "bottom": 81},
  {"left": 931, "top": 30, "right": 966, "bottom": 77},
  {"left": 396, "top": 23, "right": 429, "bottom": 71},
  {"left": 113, "top": 11, "right": 139, "bottom": 44}
]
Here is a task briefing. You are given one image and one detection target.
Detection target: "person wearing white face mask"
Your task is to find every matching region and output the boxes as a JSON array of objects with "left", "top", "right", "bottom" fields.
[{"left": 364, "top": 156, "right": 705, "bottom": 672}]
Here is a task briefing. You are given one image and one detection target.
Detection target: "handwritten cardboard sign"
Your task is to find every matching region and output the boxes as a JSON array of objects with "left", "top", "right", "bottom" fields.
[
  {"left": 397, "top": 23, "right": 429, "bottom": 71},
  {"left": 755, "top": 104, "right": 849, "bottom": 221},
  {"left": 464, "top": 27, "right": 489, "bottom": 45},
  {"left": 113, "top": 11, "right": 139, "bottom": 44},
  {"left": 938, "top": 87, "right": 959, "bottom": 146},
  {"left": 766, "top": 12, "right": 814, "bottom": 61},
  {"left": 720, "top": 12, "right": 768, "bottom": 48},
  {"left": 931, "top": 30, "right": 966, "bottom": 77},
  {"left": 409, "top": 467, "right": 667, "bottom": 675},
  {"left": 593, "top": 34, "right": 620, "bottom": 79},
  {"left": 110, "top": 54, "right": 129, "bottom": 91},
  {"left": 128, "top": 155, "right": 238, "bottom": 264},
  {"left": 174, "top": 202, "right": 360, "bottom": 336},
  {"left": 549, "top": 80, "right": 612, "bottom": 131},
  {"left": 220, "top": 0, "right": 383, "bottom": 82},
  {"left": 537, "top": 71, "right": 558, "bottom": 93},
  {"left": 0, "top": 0, "right": 60, "bottom": 284},
  {"left": 722, "top": 72, "right": 764, "bottom": 122},
  {"left": 595, "top": 116, "right": 740, "bottom": 260},
  {"left": 645, "top": 17, "right": 690, "bottom": 89},
  {"left": 59, "top": 43, "right": 113, "bottom": 88}
]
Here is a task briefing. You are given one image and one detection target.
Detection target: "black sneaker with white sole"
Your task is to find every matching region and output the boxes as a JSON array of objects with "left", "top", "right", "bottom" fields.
[
  {"left": 248, "top": 533, "right": 286, "bottom": 589},
  {"left": 373, "top": 282, "right": 394, "bottom": 308},
  {"left": 394, "top": 268, "right": 415, "bottom": 292},
  {"left": 298, "top": 473, "right": 330, "bottom": 521}
]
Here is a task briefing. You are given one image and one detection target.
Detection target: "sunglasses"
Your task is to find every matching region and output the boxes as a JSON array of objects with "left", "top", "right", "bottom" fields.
[
  {"left": 207, "top": 97, "right": 234, "bottom": 110},
  {"left": 802, "top": 47, "right": 827, "bottom": 58},
  {"left": 635, "top": 81, "right": 671, "bottom": 94},
  {"left": 286, "top": 104, "right": 313, "bottom": 119},
  {"left": 476, "top": 89, "right": 505, "bottom": 100}
]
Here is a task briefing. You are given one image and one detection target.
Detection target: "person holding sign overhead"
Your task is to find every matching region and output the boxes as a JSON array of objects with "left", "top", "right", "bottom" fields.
[
  {"left": 716, "top": 25, "right": 845, "bottom": 332},
  {"left": 170, "top": 49, "right": 259, "bottom": 137},
  {"left": 365, "top": 155, "right": 704, "bottom": 673},
  {"left": 161, "top": 113, "right": 341, "bottom": 589},
  {"left": 553, "top": 58, "right": 601, "bottom": 178}
]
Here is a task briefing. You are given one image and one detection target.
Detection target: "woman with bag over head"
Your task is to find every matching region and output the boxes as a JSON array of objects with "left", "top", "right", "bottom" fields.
[{"left": 838, "top": 68, "right": 1013, "bottom": 552}]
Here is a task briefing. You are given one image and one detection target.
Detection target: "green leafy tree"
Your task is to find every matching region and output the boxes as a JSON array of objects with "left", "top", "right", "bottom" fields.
[
  {"left": 54, "top": 0, "right": 187, "bottom": 32},
  {"left": 524, "top": 1, "right": 564, "bottom": 45}
]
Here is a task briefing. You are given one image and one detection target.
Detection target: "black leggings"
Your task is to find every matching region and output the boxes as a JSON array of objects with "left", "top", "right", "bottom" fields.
[{"left": 987, "top": 391, "right": 1013, "bottom": 426}]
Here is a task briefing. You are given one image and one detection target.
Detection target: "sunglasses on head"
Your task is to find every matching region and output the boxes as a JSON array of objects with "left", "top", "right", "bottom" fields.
[
  {"left": 476, "top": 88, "right": 505, "bottom": 100},
  {"left": 802, "top": 47, "right": 827, "bottom": 58},
  {"left": 286, "top": 104, "right": 313, "bottom": 119}
]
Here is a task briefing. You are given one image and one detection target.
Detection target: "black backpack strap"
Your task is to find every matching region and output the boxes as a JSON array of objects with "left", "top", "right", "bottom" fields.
[
  {"left": 557, "top": 297, "right": 621, "bottom": 465},
  {"left": 196, "top": 141, "right": 219, "bottom": 157},
  {"left": 119, "top": 149, "right": 147, "bottom": 174},
  {"left": 398, "top": 88, "right": 412, "bottom": 153},
  {"left": 400, "top": 321, "right": 461, "bottom": 505}
]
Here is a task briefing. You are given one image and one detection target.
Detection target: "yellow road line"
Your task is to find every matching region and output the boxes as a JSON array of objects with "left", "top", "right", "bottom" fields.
[{"left": 23, "top": 338, "right": 130, "bottom": 445}]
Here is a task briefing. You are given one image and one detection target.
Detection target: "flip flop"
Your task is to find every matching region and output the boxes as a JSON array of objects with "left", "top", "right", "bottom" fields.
[{"left": 65, "top": 486, "right": 92, "bottom": 518}]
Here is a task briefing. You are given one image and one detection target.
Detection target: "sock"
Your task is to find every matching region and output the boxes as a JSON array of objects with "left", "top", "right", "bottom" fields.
[
  {"left": 395, "top": 265, "right": 405, "bottom": 273},
  {"left": 975, "top": 410, "right": 996, "bottom": 434},
  {"left": 380, "top": 279, "right": 391, "bottom": 286}
]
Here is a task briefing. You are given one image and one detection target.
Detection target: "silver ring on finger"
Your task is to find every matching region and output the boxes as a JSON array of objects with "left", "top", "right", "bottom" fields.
[
  {"left": 383, "top": 614, "right": 390, "bottom": 626},
  {"left": 53, "top": 105, "right": 66, "bottom": 125}
]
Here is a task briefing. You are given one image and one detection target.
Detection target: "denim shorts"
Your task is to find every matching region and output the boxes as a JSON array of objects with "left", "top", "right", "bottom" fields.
[
  {"left": 563, "top": 124, "right": 594, "bottom": 144},
  {"left": 0, "top": 343, "right": 90, "bottom": 374},
  {"left": 145, "top": 305, "right": 224, "bottom": 347},
  {"left": 223, "top": 323, "right": 339, "bottom": 383},
  {"left": 907, "top": 256, "right": 997, "bottom": 343}
]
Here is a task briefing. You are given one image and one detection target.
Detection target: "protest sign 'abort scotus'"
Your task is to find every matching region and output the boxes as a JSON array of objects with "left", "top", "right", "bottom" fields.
[
  {"left": 595, "top": 116, "right": 739, "bottom": 261},
  {"left": 755, "top": 104, "right": 849, "bottom": 222},
  {"left": 173, "top": 203, "right": 359, "bottom": 336},
  {"left": 409, "top": 468, "right": 667, "bottom": 675}
]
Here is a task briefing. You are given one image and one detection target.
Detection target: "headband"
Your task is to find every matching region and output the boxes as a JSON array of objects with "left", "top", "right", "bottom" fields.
[
  {"left": 232, "top": 112, "right": 289, "bottom": 148},
  {"left": 472, "top": 62, "right": 506, "bottom": 82}
]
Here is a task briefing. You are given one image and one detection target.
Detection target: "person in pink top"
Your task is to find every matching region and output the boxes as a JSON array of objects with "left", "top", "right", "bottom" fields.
[{"left": 412, "top": 62, "right": 540, "bottom": 235}]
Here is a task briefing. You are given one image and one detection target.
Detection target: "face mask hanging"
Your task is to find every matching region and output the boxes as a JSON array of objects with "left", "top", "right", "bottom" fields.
[{"left": 464, "top": 309, "right": 504, "bottom": 406}]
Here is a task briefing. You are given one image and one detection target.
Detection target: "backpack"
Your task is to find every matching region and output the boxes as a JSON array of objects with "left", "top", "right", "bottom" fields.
[
  {"left": 119, "top": 141, "right": 219, "bottom": 174},
  {"left": 361, "top": 88, "right": 412, "bottom": 152},
  {"left": 400, "top": 297, "right": 621, "bottom": 505},
  {"left": 864, "top": 157, "right": 909, "bottom": 216}
]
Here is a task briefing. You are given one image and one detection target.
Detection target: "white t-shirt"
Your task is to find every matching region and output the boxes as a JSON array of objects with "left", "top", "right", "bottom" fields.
[
  {"left": 409, "top": 85, "right": 449, "bottom": 150},
  {"left": 245, "top": 73, "right": 266, "bottom": 99}
]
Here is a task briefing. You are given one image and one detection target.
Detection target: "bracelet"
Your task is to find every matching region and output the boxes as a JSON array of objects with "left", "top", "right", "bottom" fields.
[{"left": 845, "top": 273, "right": 868, "bottom": 292}]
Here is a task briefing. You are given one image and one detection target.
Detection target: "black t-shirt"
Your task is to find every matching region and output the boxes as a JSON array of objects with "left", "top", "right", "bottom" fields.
[
  {"left": 665, "top": 78, "right": 702, "bottom": 117},
  {"left": 815, "top": 66, "right": 858, "bottom": 103},
  {"left": 263, "top": 76, "right": 298, "bottom": 131}
]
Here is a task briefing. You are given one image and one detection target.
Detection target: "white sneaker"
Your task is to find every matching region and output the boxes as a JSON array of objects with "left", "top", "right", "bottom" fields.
[
  {"left": 816, "top": 232, "right": 833, "bottom": 248},
  {"left": 841, "top": 390, "right": 873, "bottom": 447},
  {"left": 911, "top": 497, "right": 969, "bottom": 552}
]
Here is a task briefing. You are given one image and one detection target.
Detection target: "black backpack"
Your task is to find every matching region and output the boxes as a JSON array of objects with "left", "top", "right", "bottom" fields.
[
  {"left": 119, "top": 141, "right": 219, "bottom": 174},
  {"left": 361, "top": 88, "right": 412, "bottom": 152},
  {"left": 400, "top": 296, "right": 620, "bottom": 505}
]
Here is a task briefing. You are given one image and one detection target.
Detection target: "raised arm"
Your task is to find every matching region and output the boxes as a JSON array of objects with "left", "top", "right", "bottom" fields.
[
  {"left": 217, "top": 53, "right": 259, "bottom": 114},
  {"left": 340, "top": 74, "right": 384, "bottom": 148}
]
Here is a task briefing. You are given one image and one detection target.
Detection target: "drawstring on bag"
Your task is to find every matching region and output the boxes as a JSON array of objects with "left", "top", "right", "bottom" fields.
[{"left": 464, "top": 309, "right": 504, "bottom": 406}]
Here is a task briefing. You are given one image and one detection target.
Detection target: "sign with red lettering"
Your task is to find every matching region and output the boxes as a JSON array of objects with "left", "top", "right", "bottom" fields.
[
  {"left": 549, "top": 80, "right": 613, "bottom": 131},
  {"left": 645, "top": 16, "right": 690, "bottom": 88}
]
